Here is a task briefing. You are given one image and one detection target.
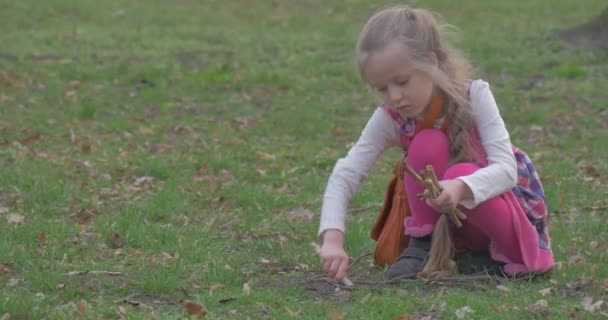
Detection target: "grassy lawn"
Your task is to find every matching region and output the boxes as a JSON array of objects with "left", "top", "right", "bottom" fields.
[{"left": 1, "top": 0, "right": 607, "bottom": 319}]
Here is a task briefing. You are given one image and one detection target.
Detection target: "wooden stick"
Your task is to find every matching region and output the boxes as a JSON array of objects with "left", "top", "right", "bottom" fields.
[
  {"left": 402, "top": 162, "right": 465, "bottom": 228},
  {"left": 401, "top": 159, "right": 425, "bottom": 185}
]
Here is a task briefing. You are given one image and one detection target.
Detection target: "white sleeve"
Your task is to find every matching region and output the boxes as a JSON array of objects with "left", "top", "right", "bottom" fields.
[
  {"left": 458, "top": 80, "right": 518, "bottom": 208},
  {"left": 318, "top": 108, "right": 400, "bottom": 236}
]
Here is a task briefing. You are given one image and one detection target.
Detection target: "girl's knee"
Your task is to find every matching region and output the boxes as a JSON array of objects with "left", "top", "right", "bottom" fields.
[
  {"left": 408, "top": 129, "right": 449, "bottom": 165},
  {"left": 443, "top": 163, "right": 480, "bottom": 180}
]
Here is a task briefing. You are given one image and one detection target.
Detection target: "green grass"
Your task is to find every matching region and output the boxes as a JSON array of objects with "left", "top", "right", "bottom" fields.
[{"left": 1, "top": 0, "right": 607, "bottom": 319}]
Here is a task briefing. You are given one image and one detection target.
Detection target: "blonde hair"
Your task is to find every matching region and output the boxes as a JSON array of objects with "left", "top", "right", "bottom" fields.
[
  {"left": 357, "top": 6, "right": 478, "bottom": 277},
  {"left": 356, "top": 5, "right": 476, "bottom": 163}
]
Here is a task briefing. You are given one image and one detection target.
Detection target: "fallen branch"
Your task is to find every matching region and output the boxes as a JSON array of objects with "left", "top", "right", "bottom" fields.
[
  {"left": 67, "top": 270, "right": 123, "bottom": 276},
  {"left": 353, "top": 273, "right": 495, "bottom": 288}
]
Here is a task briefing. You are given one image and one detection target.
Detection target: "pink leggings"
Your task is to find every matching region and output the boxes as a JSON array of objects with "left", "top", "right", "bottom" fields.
[{"left": 403, "top": 129, "right": 523, "bottom": 263}]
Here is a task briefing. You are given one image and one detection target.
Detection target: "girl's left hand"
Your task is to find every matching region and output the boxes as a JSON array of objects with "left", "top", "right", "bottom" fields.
[{"left": 426, "top": 179, "right": 471, "bottom": 213}]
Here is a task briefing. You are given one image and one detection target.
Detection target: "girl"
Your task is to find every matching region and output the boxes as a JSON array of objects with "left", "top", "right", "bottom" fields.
[{"left": 317, "top": 5, "right": 554, "bottom": 280}]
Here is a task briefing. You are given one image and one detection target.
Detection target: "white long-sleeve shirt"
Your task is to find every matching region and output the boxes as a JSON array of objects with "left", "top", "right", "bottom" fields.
[{"left": 319, "top": 79, "right": 517, "bottom": 235}]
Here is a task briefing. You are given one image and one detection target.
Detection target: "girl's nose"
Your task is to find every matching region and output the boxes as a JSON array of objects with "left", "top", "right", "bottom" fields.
[{"left": 388, "top": 86, "right": 402, "bottom": 103}]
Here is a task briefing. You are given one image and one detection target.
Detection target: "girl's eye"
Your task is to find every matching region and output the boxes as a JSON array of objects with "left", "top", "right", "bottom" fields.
[
  {"left": 377, "top": 86, "right": 388, "bottom": 93},
  {"left": 397, "top": 79, "right": 409, "bottom": 86}
]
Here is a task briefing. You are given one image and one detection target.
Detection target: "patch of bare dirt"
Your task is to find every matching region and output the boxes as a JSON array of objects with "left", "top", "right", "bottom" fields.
[{"left": 559, "top": 8, "right": 608, "bottom": 53}]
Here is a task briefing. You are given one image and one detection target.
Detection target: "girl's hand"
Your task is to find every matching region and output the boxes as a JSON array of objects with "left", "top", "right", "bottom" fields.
[
  {"left": 317, "top": 229, "right": 349, "bottom": 280},
  {"left": 426, "top": 179, "right": 472, "bottom": 213}
]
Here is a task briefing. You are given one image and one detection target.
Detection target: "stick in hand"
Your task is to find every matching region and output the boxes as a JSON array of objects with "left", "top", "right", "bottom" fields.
[{"left": 401, "top": 160, "right": 466, "bottom": 228}]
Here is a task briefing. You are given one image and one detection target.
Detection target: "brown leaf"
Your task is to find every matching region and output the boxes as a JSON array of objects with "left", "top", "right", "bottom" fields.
[
  {"left": 285, "top": 307, "right": 301, "bottom": 318},
  {"left": 582, "top": 296, "right": 604, "bottom": 312},
  {"left": 567, "top": 278, "right": 592, "bottom": 290},
  {"left": 394, "top": 316, "right": 410, "bottom": 320},
  {"left": 38, "top": 232, "right": 46, "bottom": 242},
  {"left": 209, "top": 283, "right": 225, "bottom": 292},
  {"left": 287, "top": 207, "right": 314, "bottom": 220},
  {"left": 0, "top": 264, "right": 9, "bottom": 274},
  {"left": 183, "top": 301, "right": 207, "bottom": 319},
  {"left": 234, "top": 117, "right": 257, "bottom": 129},
  {"left": 80, "top": 232, "right": 100, "bottom": 245},
  {"left": 108, "top": 231, "right": 124, "bottom": 249},
  {"left": 256, "top": 151, "right": 276, "bottom": 161},
  {"left": 77, "top": 300, "right": 87, "bottom": 313},
  {"left": 328, "top": 312, "right": 345, "bottom": 320},
  {"left": 19, "top": 134, "right": 41, "bottom": 146},
  {"left": 71, "top": 208, "right": 98, "bottom": 224},
  {"left": 526, "top": 300, "right": 550, "bottom": 317},
  {"left": 7, "top": 213, "right": 24, "bottom": 225},
  {"left": 117, "top": 305, "right": 128, "bottom": 316},
  {"left": 66, "top": 80, "right": 82, "bottom": 89},
  {"left": 539, "top": 287, "right": 552, "bottom": 296}
]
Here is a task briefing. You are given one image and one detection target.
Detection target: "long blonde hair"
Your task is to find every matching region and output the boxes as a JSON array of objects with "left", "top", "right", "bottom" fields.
[
  {"left": 357, "top": 6, "right": 477, "bottom": 277},
  {"left": 357, "top": 5, "right": 476, "bottom": 163}
]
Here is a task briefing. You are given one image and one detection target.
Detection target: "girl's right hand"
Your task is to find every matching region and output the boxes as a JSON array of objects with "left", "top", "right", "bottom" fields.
[{"left": 317, "top": 229, "right": 349, "bottom": 280}]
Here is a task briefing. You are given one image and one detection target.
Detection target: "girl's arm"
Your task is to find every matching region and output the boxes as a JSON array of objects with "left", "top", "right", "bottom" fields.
[
  {"left": 458, "top": 80, "right": 518, "bottom": 208},
  {"left": 318, "top": 107, "right": 399, "bottom": 237}
]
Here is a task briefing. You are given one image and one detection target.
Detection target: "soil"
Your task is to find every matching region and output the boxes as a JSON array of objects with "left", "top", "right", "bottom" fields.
[{"left": 558, "top": 7, "right": 608, "bottom": 53}]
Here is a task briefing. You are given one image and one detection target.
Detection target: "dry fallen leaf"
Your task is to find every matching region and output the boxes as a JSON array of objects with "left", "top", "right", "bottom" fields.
[
  {"left": 210, "top": 283, "right": 225, "bottom": 292},
  {"left": 108, "top": 231, "right": 124, "bottom": 249},
  {"left": 328, "top": 311, "right": 345, "bottom": 320},
  {"left": 582, "top": 296, "right": 604, "bottom": 313},
  {"left": 496, "top": 285, "right": 510, "bottom": 292},
  {"left": 7, "top": 278, "right": 21, "bottom": 287},
  {"left": 256, "top": 151, "right": 276, "bottom": 161},
  {"left": 77, "top": 300, "right": 87, "bottom": 313},
  {"left": 71, "top": 207, "right": 98, "bottom": 224},
  {"left": 287, "top": 207, "right": 314, "bottom": 220},
  {"left": 285, "top": 307, "right": 301, "bottom": 318},
  {"left": 243, "top": 283, "right": 251, "bottom": 296},
  {"left": 394, "top": 316, "right": 410, "bottom": 320},
  {"left": 527, "top": 299, "right": 550, "bottom": 317},
  {"left": 7, "top": 213, "right": 24, "bottom": 225},
  {"left": 19, "top": 133, "right": 41, "bottom": 146},
  {"left": 539, "top": 287, "right": 552, "bottom": 296},
  {"left": 360, "top": 293, "right": 373, "bottom": 303},
  {"left": 117, "top": 305, "right": 128, "bottom": 316},
  {"left": 455, "top": 306, "right": 473, "bottom": 319},
  {"left": 183, "top": 301, "right": 207, "bottom": 319}
]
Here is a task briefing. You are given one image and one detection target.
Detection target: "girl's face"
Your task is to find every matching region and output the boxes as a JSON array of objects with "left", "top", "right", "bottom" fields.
[{"left": 363, "top": 41, "right": 436, "bottom": 119}]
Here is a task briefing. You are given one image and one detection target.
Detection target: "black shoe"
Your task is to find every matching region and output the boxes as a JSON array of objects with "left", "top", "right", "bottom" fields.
[{"left": 387, "top": 236, "right": 431, "bottom": 280}]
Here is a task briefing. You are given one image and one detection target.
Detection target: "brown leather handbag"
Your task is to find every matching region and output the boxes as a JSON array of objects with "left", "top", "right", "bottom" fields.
[{"left": 370, "top": 160, "right": 410, "bottom": 266}]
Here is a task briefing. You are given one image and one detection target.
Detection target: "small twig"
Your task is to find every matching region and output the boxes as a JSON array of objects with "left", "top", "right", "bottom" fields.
[
  {"left": 349, "top": 251, "right": 372, "bottom": 269},
  {"left": 355, "top": 273, "right": 496, "bottom": 289},
  {"left": 67, "top": 270, "right": 122, "bottom": 276},
  {"left": 347, "top": 205, "right": 380, "bottom": 215},
  {"left": 401, "top": 159, "right": 425, "bottom": 185}
]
